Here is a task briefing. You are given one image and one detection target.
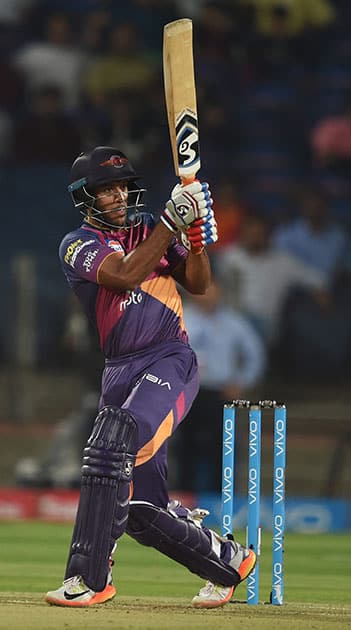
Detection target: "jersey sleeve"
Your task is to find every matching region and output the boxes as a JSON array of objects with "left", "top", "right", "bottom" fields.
[
  {"left": 59, "top": 231, "right": 116, "bottom": 283},
  {"left": 143, "top": 213, "right": 188, "bottom": 270},
  {"left": 164, "top": 236, "right": 188, "bottom": 272}
]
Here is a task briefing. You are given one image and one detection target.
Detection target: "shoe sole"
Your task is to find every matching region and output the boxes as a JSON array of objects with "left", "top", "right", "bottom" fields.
[
  {"left": 191, "top": 549, "right": 257, "bottom": 610},
  {"left": 192, "top": 585, "right": 234, "bottom": 609},
  {"left": 45, "top": 584, "right": 116, "bottom": 607}
]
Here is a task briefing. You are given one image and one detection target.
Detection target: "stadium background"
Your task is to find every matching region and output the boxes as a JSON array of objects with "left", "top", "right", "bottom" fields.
[{"left": 0, "top": 0, "right": 350, "bottom": 532}]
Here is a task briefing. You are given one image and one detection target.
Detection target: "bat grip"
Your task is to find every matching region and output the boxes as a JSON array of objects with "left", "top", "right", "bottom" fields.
[
  {"left": 181, "top": 175, "right": 195, "bottom": 186},
  {"left": 180, "top": 176, "right": 203, "bottom": 255}
]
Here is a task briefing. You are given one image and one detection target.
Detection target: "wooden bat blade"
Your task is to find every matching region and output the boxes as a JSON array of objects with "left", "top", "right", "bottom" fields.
[{"left": 163, "top": 18, "right": 200, "bottom": 181}]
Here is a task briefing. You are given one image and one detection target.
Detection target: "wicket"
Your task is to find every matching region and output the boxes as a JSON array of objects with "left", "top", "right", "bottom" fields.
[{"left": 221, "top": 400, "right": 287, "bottom": 605}]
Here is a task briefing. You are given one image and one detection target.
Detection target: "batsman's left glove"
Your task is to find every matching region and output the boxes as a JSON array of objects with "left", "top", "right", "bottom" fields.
[{"left": 181, "top": 207, "right": 218, "bottom": 253}]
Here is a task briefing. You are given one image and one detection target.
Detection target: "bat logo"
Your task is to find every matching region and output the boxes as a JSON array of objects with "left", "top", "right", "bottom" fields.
[
  {"left": 179, "top": 131, "right": 198, "bottom": 164},
  {"left": 176, "top": 108, "right": 200, "bottom": 177}
]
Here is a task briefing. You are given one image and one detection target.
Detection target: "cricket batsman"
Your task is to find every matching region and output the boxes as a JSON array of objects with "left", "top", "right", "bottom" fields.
[{"left": 45, "top": 146, "right": 256, "bottom": 609}]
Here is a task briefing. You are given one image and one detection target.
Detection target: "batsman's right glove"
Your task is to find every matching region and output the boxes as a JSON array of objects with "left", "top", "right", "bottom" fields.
[
  {"left": 161, "top": 181, "right": 213, "bottom": 233},
  {"left": 181, "top": 207, "right": 218, "bottom": 252}
]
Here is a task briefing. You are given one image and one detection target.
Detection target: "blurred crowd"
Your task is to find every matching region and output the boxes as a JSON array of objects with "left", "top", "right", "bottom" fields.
[
  {"left": 2, "top": 1, "right": 350, "bottom": 370},
  {"left": 6, "top": 0, "right": 351, "bottom": 490},
  {"left": 1, "top": 0, "right": 351, "bottom": 201}
]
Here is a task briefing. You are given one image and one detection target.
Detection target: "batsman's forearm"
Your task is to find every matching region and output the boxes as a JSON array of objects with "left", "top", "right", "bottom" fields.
[
  {"left": 98, "top": 221, "right": 174, "bottom": 291},
  {"left": 183, "top": 248, "right": 211, "bottom": 294}
]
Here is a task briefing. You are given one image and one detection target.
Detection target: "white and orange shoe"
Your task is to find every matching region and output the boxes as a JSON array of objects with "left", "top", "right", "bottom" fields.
[
  {"left": 191, "top": 542, "right": 256, "bottom": 609},
  {"left": 45, "top": 566, "right": 116, "bottom": 607}
]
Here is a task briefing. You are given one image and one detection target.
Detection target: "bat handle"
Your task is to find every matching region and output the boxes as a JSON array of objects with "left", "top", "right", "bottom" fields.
[{"left": 181, "top": 175, "right": 195, "bottom": 186}]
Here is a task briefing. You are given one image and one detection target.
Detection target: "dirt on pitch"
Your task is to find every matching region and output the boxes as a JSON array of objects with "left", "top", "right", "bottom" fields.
[{"left": 1, "top": 594, "right": 351, "bottom": 630}]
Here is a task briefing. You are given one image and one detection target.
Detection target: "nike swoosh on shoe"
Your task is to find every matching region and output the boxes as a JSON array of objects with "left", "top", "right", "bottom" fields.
[{"left": 63, "top": 589, "right": 91, "bottom": 600}]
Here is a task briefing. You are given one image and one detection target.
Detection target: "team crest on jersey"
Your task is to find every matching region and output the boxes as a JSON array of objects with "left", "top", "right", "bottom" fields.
[
  {"left": 100, "top": 156, "right": 128, "bottom": 168},
  {"left": 107, "top": 239, "right": 124, "bottom": 254}
]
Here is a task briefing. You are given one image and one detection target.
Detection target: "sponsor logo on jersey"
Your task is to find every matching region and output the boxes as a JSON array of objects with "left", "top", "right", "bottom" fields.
[
  {"left": 64, "top": 239, "right": 95, "bottom": 267},
  {"left": 143, "top": 372, "right": 171, "bottom": 390},
  {"left": 107, "top": 239, "right": 124, "bottom": 254},
  {"left": 119, "top": 290, "right": 143, "bottom": 311},
  {"left": 82, "top": 249, "right": 99, "bottom": 272}
]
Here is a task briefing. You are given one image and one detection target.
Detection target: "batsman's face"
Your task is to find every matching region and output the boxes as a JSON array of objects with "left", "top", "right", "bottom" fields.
[{"left": 94, "top": 180, "right": 129, "bottom": 226}]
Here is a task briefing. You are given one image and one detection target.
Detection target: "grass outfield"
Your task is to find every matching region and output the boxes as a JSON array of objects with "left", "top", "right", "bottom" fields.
[{"left": 0, "top": 522, "right": 350, "bottom": 629}]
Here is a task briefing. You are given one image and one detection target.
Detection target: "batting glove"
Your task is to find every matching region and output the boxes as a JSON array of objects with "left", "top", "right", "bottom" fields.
[
  {"left": 161, "top": 181, "right": 213, "bottom": 233},
  {"left": 181, "top": 208, "right": 218, "bottom": 252}
]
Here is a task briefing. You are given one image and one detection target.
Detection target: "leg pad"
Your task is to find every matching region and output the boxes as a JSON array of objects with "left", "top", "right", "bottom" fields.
[
  {"left": 127, "top": 501, "right": 240, "bottom": 587},
  {"left": 65, "top": 406, "right": 137, "bottom": 591}
]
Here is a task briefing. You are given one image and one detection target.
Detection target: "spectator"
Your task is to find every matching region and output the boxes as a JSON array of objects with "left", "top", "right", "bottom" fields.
[
  {"left": 12, "top": 12, "right": 88, "bottom": 108},
  {"left": 171, "top": 278, "right": 266, "bottom": 492},
  {"left": 247, "top": 0, "right": 335, "bottom": 36},
  {"left": 83, "top": 22, "right": 157, "bottom": 104},
  {"left": 274, "top": 188, "right": 351, "bottom": 380},
  {"left": 311, "top": 99, "right": 351, "bottom": 174},
  {"left": 279, "top": 274, "right": 351, "bottom": 381},
  {"left": 79, "top": 8, "right": 111, "bottom": 56},
  {"left": 13, "top": 85, "right": 82, "bottom": 164},
  {"left": 272, "top": 186, "right": 350, "bottom": 281},
  {"left": 216, "top": 213, "right": 328, "bottom": 344}
]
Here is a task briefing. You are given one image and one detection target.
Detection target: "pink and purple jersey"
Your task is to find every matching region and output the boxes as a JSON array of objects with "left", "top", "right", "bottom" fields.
[{"left": 59, "top": 214, "right": 189, "bottom": 358}]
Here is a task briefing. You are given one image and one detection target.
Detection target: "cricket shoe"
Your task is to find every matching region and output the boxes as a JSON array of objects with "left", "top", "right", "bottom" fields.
[
  {"left": 191, "top": 540, "right": 256, "bottom": 609},
  {"left": 45, "top": 563, "right": 116, "bottom": 607}
]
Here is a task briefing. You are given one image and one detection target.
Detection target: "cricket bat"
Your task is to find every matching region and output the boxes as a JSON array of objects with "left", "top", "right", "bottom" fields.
[{"left": 163, "top": 18, "right": 200, "bottom": 186}]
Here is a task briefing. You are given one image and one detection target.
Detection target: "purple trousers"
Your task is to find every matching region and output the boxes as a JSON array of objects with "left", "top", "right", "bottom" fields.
[{"left": 99, "top": 340, "right": 199, "bottom": 508}]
